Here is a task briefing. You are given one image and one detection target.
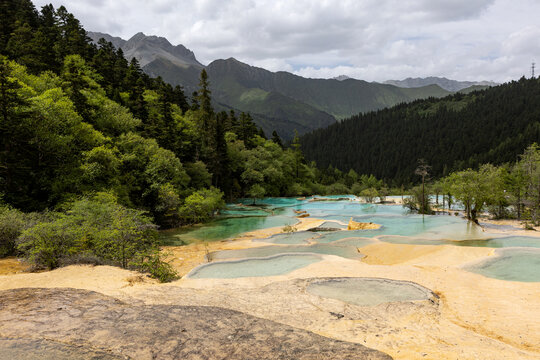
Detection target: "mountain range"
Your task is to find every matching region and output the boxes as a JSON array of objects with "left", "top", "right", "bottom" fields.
[
  {"left": 384, "top": 77, "right": 497, "bottom": 92},
  {"left": 88, "top": 32, "right": 494, "bottom": 140}
]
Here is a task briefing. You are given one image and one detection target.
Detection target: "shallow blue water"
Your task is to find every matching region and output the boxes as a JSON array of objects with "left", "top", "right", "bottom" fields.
[
  {"left": 160, "top": 215, "right": 296, "bottom": 245},
  {"left": 256, "top": 231, "right": 321, "bottom": 244},
  {"left": 307, "top": 278, "right": 432, "bottom": 306},
  {"left": 210, "top": 242, "right": 365, "bottom": 260},
  {"left": 187, "top": 254, "right": 322, "bottom": 278},
  {"left": 465, "top": 249, "right": 540, "bottom": 282},
  {"left": 380, "top": 235, "right": 540, "bottom": 248},
  {"left": 168, "top": 197, "right": 540, "bottom": 282}
]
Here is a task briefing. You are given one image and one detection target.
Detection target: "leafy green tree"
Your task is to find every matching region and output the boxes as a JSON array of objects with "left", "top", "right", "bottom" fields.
[
  {"left": 505, "top": 163, "right": 527, "bottom": 219},
  {"left": 0, "top": 57, "right": 31, "bottom": 204},
  {"left": 519, "top": 143, "right": 540, "bottom": 225},
  {"left": 482, "top": 164, "right": 508, "bottom": 219},
  {"left": 351, "top": 183, "right": 364, "bottom": 196},
  {"left": 344, "top": 169, "right": 359, "bottom": 188},
  {"left": 403, "top": 185, "right": 432, "bottom": 214},
  {"left": 80, "top": 145, "right": 121, "bottom": 192},
  {"left": 178, "top": 187, "right": 224, "bottom": 223},
  {"left": 116, "top": 133, "right": 189, "bottom": 218},
  {"left": 247, "top": 184, "right": 266, "bottom": 204},
  {"left": 360, "top": 188, "right": 379, "bottom": 203},
  {"left": 1, "top": 59, "right": 104, "bottom": 210},
  {"left": 154, "top": 183, "right": 182, "bottom": 227},
  {"left": 359, "top": 174, "right": 383, "bottom": 191},
  {"left": 184, "top": 161, "right": 212, "bottom": 189},
  {"left": 444, "top": 168, "right": 491, "bottom": 222},
  {"left": 60, "top": 54, "right": 101, "bottom": 121}
]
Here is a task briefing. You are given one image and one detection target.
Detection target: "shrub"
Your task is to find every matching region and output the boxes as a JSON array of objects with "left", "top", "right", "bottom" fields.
[
  {"left": 137, "top": 253, "right": 178, "bottom": 283},
  {"left": 17, "top": 192, "right": 177, "bottom": 282},
  {"left": 287, "top": 182, "right": 309, "bottom": 196},
  {"left": 350, "top": 183, "right": 364, "bottom": 196},
  {"left": 326, "top": 183, "right": 350, "bottom": 195},
  {"left": 0, "top": 205, "right": 26, "bottom": 256}
]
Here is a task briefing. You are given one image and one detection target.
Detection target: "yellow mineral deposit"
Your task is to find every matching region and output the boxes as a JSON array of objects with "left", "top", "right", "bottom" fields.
[{"left": 347, "top": 217, "right": 381, "bottom": 230}]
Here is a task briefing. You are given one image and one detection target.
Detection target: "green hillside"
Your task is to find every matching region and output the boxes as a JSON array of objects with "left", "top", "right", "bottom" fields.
[
  {"left": 142, "top": 56, "right": 451, "bottom": 140},
  {"left": 206, "top": 57, "right": 451, "bottom": 121},
  {"left": 300, "top": 79, "right": 540, "bottom": 185}
]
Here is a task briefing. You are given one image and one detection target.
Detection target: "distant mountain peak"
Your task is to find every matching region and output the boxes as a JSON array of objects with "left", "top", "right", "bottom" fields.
[
  {"left": 383, "top": 76, "right": 498, "bottom": 92},
  {"left": 332, "top": 75, "right": 352, "bottom": 81},
  {"left": 87, "top": 31, "right": 203, "bottom": 69},
  {"left": 220, "top": 57, "right": 252, "bottom": 67},
  {"left": 130, "top": 32, "right": 147, "bottom": 40}
]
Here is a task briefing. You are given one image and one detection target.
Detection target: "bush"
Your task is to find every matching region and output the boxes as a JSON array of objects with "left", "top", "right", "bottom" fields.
[
  {"left": 17, "top": 192, "right": 177, "bottom": 282},
  {"left": 350, "top": 183, "right": 365, "bottom": 196},
  {"left": 138, "top": 254, "right": 178, "bottom": 282},
  {"left": 325, "top": 183, "right": 350, "bottom": 195},
  {"left": 306, "top": 181, "right": 326, "bottom": 196},
  {"left": 286, "top": 182, "right": 309, "bottom": 196},
  {"left": 0, "top": 206, "right": 27, "bottom": 256}
]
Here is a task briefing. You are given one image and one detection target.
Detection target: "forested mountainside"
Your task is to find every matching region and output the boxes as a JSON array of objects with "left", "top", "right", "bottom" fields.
[
  {"left": 300, "top": 78, "right": 540, "bottom": 186},
  {"left": 89, "top": 31, "right": 453, "bottom": 140}
]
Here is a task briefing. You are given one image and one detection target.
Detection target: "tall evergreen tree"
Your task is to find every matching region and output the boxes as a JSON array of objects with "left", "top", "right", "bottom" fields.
[{"left": 271, "top": 130, "right": 283, "bottom": 148}]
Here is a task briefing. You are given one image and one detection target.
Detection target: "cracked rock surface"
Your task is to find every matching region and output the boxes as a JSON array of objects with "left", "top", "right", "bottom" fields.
[{"left": 0, "top": 288, "right": 392, "bottom": 360}]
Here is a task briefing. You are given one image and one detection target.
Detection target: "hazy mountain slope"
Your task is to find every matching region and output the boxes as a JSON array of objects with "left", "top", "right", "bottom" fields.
[
  {"left": 143, "top": 58, "right": 201, "bottom": 92},
  {"left": 384, "top": 77, "right": 498, "bottom": 92},
  {"left": 206, "top": 58, "right": 451, "bottom": 120}
]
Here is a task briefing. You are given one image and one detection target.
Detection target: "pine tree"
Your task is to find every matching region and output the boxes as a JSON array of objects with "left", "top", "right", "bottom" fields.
[
  {"left": 196, "top": 69, "right": 213, "bottom": 136},
  {"left": 271, "top": 130, "right": 283, "bottom": 148},
  {"left": 291, "top": 130, "right": 305, "bottom": 180}
]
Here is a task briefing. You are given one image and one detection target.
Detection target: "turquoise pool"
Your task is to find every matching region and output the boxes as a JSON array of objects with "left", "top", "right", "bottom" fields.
[
  {"left": 379, "top": 235, "right": 540, "bottom": 248},
  {"left": 162, "top": 197, "right": 540, "bottom": 282},
  {"left": 307, "top": 278, "right": 433, "bottom": 306},
  {"left": 465, "top": 249, "right": 540, "bottom": 282},
  {"left": 187, "top": 254, "right": 322, "bottom": 279}
]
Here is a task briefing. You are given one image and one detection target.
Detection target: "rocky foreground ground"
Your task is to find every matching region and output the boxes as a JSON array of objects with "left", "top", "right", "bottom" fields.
[{"left": 0, "top": 287, "right": 392, "bottom": 360}]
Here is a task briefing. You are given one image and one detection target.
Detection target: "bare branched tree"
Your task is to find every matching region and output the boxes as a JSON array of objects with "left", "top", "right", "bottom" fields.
[{"left": 415, "top": 159, "right": 431, "bottom": 214}]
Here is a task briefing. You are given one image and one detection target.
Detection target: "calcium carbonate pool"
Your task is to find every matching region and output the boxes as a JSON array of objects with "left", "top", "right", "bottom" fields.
[
  {"left": 187, "top": 254, "right": 322, "bottom": 279},
  {"left": 166, "top": 196, "right": 540, "bottom": 282},
  {"left": 465, "top": 248, "right": 540, "bottom": 282},
  {"left": 307, "top": 278, "right": 434, "bottom": 306}
]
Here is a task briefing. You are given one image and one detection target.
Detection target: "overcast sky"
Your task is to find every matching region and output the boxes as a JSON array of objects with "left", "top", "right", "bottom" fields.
[{"left": 33, "top": 0, "right": 540, "bottom": 83}]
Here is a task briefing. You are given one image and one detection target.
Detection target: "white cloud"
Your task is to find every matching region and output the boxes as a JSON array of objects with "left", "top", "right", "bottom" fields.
[{"left": 31, "top": 0, "right": 540, "bottom": 82}]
